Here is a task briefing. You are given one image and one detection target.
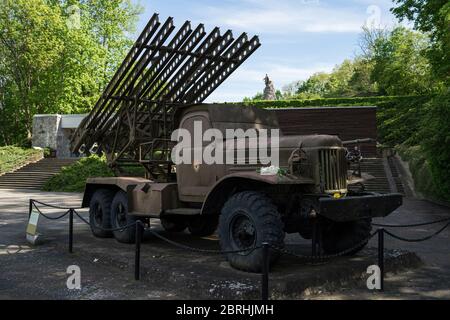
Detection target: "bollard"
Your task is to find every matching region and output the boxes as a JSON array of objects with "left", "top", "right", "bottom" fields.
[
  {"left": 135, "top": 221, "right": 143, "bottom": 281},
  {"left": 69, "top": 209, "right": 74, "bottom": 253},
  {"left": 378, "top": 228, "right": 385, "bottom": 291},
  {"left": 261, "top": 242, "right": 270, "bottom": 301}
]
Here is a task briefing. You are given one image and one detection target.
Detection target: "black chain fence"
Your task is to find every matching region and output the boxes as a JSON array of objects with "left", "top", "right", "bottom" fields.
[{"left": 28, "top": 199, "right": 450, "bottom": 300}]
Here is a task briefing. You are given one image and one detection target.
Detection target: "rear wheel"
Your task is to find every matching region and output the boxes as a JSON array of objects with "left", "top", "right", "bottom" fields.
[
  {"left": 110, "top": 191, "right": 143, "bottom": 244},
  {"left": 321, "top": 218, "right": 372, "bottom": 255},
  {"left": 89, "top": 189, "right": 115, "bottom": 238},
  {"left": 188, "top": 215, "right": 219, "bottom": 237},
  {"left": 219, "top": 191, "right": 285, "bottom": 273}
]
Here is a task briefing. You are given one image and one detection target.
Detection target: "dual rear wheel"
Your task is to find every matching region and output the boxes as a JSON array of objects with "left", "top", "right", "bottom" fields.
[
  {"left": 89, "top": 189, "right": 143, "bottom": 244},
  {"left": 89, "top": 189, "right": 220, "bottom": 244}
]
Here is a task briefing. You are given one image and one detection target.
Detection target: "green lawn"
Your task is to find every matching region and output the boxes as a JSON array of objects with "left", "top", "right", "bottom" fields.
[{"left": 0, "top": 146, "right": 43, "bottom": 175}]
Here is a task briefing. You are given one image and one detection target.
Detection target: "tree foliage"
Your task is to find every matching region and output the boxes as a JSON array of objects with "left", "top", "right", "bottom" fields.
[
  {"left": 0, "top": 0, "right": 142, "bottom": 145},
  {"left": 391, "top": 0, "right": 450, "bottom": 85}
]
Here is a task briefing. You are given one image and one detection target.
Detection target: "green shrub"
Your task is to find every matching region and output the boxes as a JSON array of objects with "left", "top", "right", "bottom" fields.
[
  {"left": 376, "top": 95, "right": 435, "bottom": 146},
  {"left": 43, "top": 155, "right": 114, "bottom": 193},
  {"left": 238, "top": 95, "right": 420, "bottom": 109},
  {"left": 420, "top": 93, "right": 450, "bottom": 201},
  {"left": 0, "top": 146, "right": 43, "bottom": 175}
]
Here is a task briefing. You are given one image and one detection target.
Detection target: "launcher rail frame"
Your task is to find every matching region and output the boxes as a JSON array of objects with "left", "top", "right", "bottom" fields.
[{"left": 71, "top": 13, "right": 261, "bottom": 181}]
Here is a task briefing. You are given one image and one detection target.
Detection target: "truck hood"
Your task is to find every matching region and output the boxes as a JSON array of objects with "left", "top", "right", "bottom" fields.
[{"left": 215, "top": 134, "right": 343, "bottom": 150}]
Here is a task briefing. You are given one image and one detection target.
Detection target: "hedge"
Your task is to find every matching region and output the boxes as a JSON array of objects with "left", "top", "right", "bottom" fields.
[{"left": 237, "top": 95, "right": 425, "bottom": 109}]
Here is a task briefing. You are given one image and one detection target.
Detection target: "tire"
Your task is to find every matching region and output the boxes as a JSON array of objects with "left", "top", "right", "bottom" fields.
[
  {"left": 219, "top": 191, "right": 285, "bottom": 273},
  {"left": 321, "top": 218, "right": 372, "bottom": 255},
  {"left": 89, "top": 189, "right": 115, "bottom": 238},
  {"left": 110, "top": 191, "right": 142, "bottom": 244},
  {"left": 161, "top": 217, "right": 188, "bottom": 233},
  {"left": 188, "top": 215, "right": 219, "bottom": 237}
]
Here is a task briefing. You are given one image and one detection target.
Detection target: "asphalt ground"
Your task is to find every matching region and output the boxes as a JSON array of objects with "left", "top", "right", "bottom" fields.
[{"left": 0, "top": 189, "right": 448, "bottom": 300}]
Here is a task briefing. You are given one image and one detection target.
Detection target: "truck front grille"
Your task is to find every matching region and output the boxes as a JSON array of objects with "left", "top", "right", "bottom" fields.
[{"left": 319, "top": 148, "right": 347, "bottom": 193}]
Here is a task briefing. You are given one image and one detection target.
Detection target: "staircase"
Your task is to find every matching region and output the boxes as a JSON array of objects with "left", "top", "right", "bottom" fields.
[
  {"left": 358, "top": 158, "right": 393, "bottom": 194},
  {"left": 387, "top": 156, "right": 406, "bottom": 194},
  {"left": 0, "top": 158, "right": 76, "bottom": 190}
]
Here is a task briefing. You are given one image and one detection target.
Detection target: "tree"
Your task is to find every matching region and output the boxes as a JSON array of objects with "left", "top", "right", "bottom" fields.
[
  {"left": 392, "top": 0, "right": 450, "bottom": 85},
  {"left": 0, "top": 0, "right": 69, "bottom": 142},
  {"left": 0, "top": 0, "right": 142, "bottom": 145},
  {"left": 327, "top": 59, "right": 356, "bottom": 97},
  {"left": 348, "top": 58, "right": 378, "bottom": 97},
  {"left": 78, "top": 0, "right": 143, "bottom": 90},
  {"left": 296, "top": 72, "right": 331, "bottom": 97},
  {"left": 370, "top": 27, "right": 435, "bottom": 95}
]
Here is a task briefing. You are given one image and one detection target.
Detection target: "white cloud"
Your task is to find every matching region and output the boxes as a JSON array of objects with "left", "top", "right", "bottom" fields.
[{"left": 199, "top": 0, "right": 398, "bottom": 34}]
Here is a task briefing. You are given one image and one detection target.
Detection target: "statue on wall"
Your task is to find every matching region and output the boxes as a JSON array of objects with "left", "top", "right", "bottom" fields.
[{"left": 263, "top": 74, "right": 276, "bottom": 101}]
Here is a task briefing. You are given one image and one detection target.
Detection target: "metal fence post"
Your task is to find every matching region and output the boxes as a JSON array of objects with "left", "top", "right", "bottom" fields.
[
  {"left": 69, "top": 209, "right": 74, "bottom": 253},
  {"left": 378, "top": 228, "right": 385, "bottom": 291},
  {"left": 261, "top": 242, "right": 270, "bottom": 301},
  {"left": 29, "top": 199, "right": 33, "bottom": 219},
  {"left": 311, "top": 220, "right": 317, "bottom": 257},
  {"left": 135, "top": 221, "right": 143, "bottom": 281}
]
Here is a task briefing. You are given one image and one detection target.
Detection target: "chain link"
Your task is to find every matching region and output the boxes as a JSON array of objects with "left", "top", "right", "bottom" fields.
[
  {"left": 373, "top": 217, "right": 450, "bottom": 228},
  {"left": 32, "top": 203, "right": 71, "bottom": 220},
  {"left": 31, "top": 199, "right": 83, "bottom": 210},
  {"left": 383, "top": 222, "right": 450, "bottom": 242},
  {"left": 270, "top": 230, "right": 379, "bottom": 262},
  {"left": 73, "top": 210, "right": 139, "bottom": 233},
  {"left": 30, "top": 200, "right": 450, "bottom": 261},
  {"left": 146, "top": 228, "right": 261, "bottom": 255}
]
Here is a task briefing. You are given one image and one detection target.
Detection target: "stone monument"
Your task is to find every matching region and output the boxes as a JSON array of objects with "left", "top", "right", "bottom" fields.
[{"left": 263, "top": 74, "right": 276, "bottom": 101}]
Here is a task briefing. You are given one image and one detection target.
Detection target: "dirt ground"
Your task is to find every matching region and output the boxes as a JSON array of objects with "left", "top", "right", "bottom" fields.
[{"left": 0, "top": 189, "right": 449, "bottom": 300}]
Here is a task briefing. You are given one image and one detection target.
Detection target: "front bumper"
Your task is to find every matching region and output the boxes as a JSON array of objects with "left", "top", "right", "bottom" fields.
[{"left": 318, "top": 192, "right": 403, "bottom": 222}]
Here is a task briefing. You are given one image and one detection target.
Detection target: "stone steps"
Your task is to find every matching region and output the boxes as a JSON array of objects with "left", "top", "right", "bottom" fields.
[
  {"left": 353, "top": 157, "right": 403, "bottom": 194},
  {"left": 0, "top": 158, "right": 77, "bottom": 190}
]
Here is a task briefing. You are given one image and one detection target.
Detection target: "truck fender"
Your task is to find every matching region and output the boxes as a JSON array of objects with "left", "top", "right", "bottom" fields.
[
  {"left": 81, "top": 177, "right": 151, "bottom": 208},
  {"left": 201, "top": 173, "right": 278, "bottom": 216}
]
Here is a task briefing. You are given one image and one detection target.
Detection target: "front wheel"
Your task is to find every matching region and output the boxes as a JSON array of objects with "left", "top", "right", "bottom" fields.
[{"left": 219, "top": 191, "right": 285, "bottom": 273}]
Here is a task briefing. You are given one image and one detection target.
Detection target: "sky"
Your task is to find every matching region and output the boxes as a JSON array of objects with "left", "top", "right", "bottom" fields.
[{"left": 131, "top": 0, "right": 404, "bottom": 102}]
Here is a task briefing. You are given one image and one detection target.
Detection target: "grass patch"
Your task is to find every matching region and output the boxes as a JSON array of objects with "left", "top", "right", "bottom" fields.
[
  {"left": 43, "top": 155, "right": 114, "bottom": 193},
  {"left": 0, "top": 146, "right": 43, "bottom": 175}
]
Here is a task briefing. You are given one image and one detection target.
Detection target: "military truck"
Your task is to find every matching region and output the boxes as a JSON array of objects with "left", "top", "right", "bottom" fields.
[{"left": 71, "top": 14, "right": 402, "bottom": 272}]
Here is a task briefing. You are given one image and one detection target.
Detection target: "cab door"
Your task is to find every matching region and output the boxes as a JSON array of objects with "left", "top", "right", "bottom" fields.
[{"left": 176, "top": 111, "right": 217, "bottom": 202}]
